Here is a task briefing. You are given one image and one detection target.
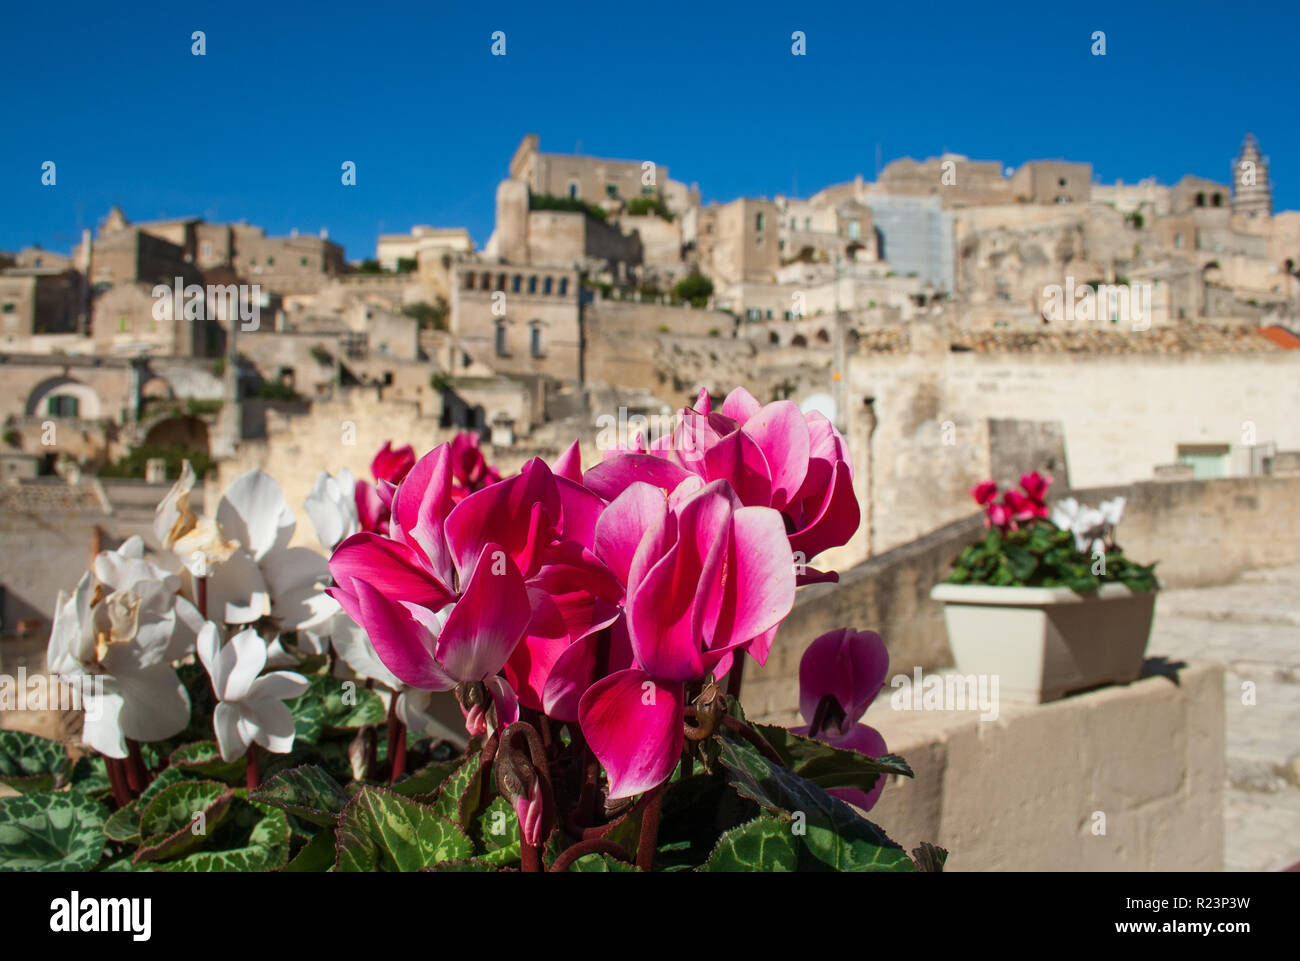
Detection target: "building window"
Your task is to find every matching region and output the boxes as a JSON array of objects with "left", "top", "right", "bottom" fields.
[
  {"left": 47, "top": 395, "right": 79, "bottom": 418},
  {"left": 300, "top": 257, "right": 308, "bottom": 266},
  {"left": 1, "top": 303, "right": 13, "bottom": 313},
  {"left": 558, "top": 278, "right": 568, "bottom": 296},
  {"left": 511, "top": 274, "right": 521, "bottom": 293},
  {"left": 1058, "top": 177, "right": 1068, "bottom": 187},
  {"left": 267, "top": 256, "right": 274, "bottom": 266},
  {"left": 528, "top": 276, "right": 537, "bottom": 294},
  {"left": 118, "top": 315, "right": 128, "bottom": 332},
  {"left": 481, "top": 272, "right": 491, "bottom": 289},
  {"left": 1212, "top": 193, "right": 1223, "bottom": 207},
  {"left": 530, "top": 323, "right": 543, "bottom": 358},
  {"left": 568, "top": 182, "right": 579, "bottom": 199},
  {"left": 465, "top": 273, "right": 475, "bottom": 291},
  {"left": 848, "top": 219, "right": 860, "bottom": 241},
  {"left": 804, "top": 217, "right": 811, "bottom": 230},
  {"left": 642, "top": 186, "right": 655, "bottom": 196},
  {"left": 495, "top": 321, "right": 508, "bottom": 356},
  {"left": 202, "top": 242, "right": 212, "bottom": 259},
  {"left": 606, "top": 184, "right": 618, "bottom": 198},
  {"left": 543, "top": 276, "right": 553, "bottom": 295},
  {"left": 755, "top": 213, "right": 765, "bottom": 231},
  {"left": 1174, "top": 233, "right": 1183, "bottom": 249},
  {"left": 497, "top": 273, "right": 506, "bottom": 291}
]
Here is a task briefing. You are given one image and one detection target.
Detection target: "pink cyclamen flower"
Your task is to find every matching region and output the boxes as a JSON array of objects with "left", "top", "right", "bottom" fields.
[
  {"left": 578, "top": 479, "right": 796, "bottom": 799},
  {"left": 1018, "top": 470, "right": 1051, "bottom": 504},
  {"left": 792, "top": 628, "right": 891, "bottom": 812},
  {"left": 327, "top": 444, "right": 534, "bottom": 736},
  {"left": 584, "top": 386, "right": 859, "bottom": 584},
  {"left": 970, "top": 480, "right": 998, "bottom": 506}
]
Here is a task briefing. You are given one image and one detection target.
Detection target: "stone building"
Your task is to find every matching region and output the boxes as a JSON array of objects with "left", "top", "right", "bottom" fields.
[
  {"left": 507, "top": 133, "right": 694, "bottom": 216},
  {"left": 448, "top": 263, "right": 582, "bottom": 384},
  {"left": 0, "top": 268, "right": 81, "bottom": 345},
  {"left": 376, "top": 226, "right": 474, "bottom": 271}
]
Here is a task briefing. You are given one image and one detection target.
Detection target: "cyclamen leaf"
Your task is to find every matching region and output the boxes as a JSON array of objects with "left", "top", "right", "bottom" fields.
[
  {"left": 0, "top": 791, "right": 108, "bottom": 871},
  {"left": 135, "top": 780, "right": 236, "bottom": 863},
  {"left": 154, "top": 800, "right": 291, "bottom": 872},
  {"left": 714, "top": 729, "right": 914, "bottom": 873},
  {"left": 391, "top": 758, "right": 460, "bottom": 798},
  {"left": 428, "top": 753, "right": 484, "bottom": 831},
  {"left": 248, "top": 764, "right": 350, "bottom": 826},
  {"left": 474, "top": 795, "right": 520, "bottom": 853},
  {"left": 700, "top": 816, "right": 799, "bottom": 872},
  {"left": 287, "top": 675, "right": 386, "bottom": 744},
  {"left": 168, "top": 741, "right": 248, "bottom": 784},
  {"left": 567, "top": 853, "right": 640, "bottom": 872},
  {"left": 136, "top": 764, "right": 190, "bottom": 807},
  {"left": 282, "top": 828, "right": 336, "bottom": 873},
  {"left": 102, "top": 800, "right": 142, "bottom": 844},
  {"left": 752, "top": 724, "right": 913, "bottom": 791},
  {"left": 0, "top": 730, "right": 69, "bottom": 792},
  {"left": 335, "top": 787, "right": 473, "bottom": 872}
]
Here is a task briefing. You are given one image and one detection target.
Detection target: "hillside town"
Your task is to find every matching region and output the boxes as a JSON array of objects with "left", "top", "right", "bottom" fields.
[{"left": 4, "top": 133, "right": 1298, "bottom": 567}]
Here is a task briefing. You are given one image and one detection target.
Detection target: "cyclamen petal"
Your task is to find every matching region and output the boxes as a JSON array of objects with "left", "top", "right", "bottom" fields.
[
  {"left": 594, "top": 482, "right": 668, "bottom": 589},
  {"left": 350, "top": 578, "right": 456, "bottom": 691},
  {"left": 579, "top": 669, "right": 685, "bottom": 800},
  {"left": 741, "top": 401, "right": 810, "bottom": 511},
  {"left": 434, "top": 543, "right": 530, "bottom": 682},
  {"left": 798, "top": 628, "right": 889, "bottom": 730}
]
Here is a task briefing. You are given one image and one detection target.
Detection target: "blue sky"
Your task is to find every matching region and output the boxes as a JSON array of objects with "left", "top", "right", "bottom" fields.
[{"left": 3, "top": 0, "right": 1296, "bottom": 261}]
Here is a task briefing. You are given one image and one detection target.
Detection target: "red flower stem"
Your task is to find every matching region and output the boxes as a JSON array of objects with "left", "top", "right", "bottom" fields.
[
  {"left": 390, "top": 720, "right": 407, "bottom": 782},
  {"left": 521, "top": 840, "right": 542, "bottom": 873},
  {"left": 246, "top": 743, "right": 261, "bottom": 789},
  {"left": 720, "top": 715, "right": 785, "bottom": 766},
  {"left": 548, "top": 838, "right": 633, "bottom": 873},
  {"left": 385, "top": 695, "right": 400, "bottom": 781},
  {"left": 124, "top": 740, "right": 146, "bottom": 793},
  {"left": 105, "top": 756, "right": 132, "bottom": 808},
  {"left": 635, "top": 782, "right": 665, "bottom": 872}
]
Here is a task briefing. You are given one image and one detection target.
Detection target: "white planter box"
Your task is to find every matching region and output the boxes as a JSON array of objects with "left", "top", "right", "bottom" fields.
[{"left": 929, "top": 582, "right": 1157, "bottom": 704}]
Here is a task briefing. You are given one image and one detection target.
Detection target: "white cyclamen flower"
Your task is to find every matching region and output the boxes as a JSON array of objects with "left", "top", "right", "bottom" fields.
[
  {"left": 156, "top": 466, "right": 336, "bottom": 632},
  {"left": 304, "top": 468, "right": 359, "bottom": 552},
  {"left": 196, "top": 624, "right": 309, "bottom": 761},
  {"left": 47, "top": 543, "right": 196, "bottom": 759}
]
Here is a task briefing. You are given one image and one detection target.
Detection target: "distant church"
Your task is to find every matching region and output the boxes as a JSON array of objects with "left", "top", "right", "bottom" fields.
[{"left": 1232, "top": 133, "right": 1272, "bottom": 218}]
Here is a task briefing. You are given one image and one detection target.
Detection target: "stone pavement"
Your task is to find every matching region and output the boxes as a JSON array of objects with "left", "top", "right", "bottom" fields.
[{"left": 1146, "top": 563, "right": 1300, "bottom": 872}]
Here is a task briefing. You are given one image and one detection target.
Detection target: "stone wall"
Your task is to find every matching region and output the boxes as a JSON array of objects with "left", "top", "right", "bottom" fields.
[{"left": 862, "top": 660, "right": 1224, "bottom": 871}]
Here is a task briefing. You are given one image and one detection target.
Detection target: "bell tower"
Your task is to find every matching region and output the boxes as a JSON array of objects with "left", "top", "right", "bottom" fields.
[{"left": 1232, "top": 133, "right": 1272, "bottom": 219}]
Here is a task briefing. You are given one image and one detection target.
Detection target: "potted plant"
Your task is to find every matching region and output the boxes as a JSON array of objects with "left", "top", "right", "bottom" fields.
[{"left": 930, "top": 473, "right": 1159, "bottom": 704}]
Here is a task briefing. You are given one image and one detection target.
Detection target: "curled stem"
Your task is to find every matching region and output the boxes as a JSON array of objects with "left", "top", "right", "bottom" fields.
[{"left": 548, "top": 838, "right": 633, "bottom": 873}]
